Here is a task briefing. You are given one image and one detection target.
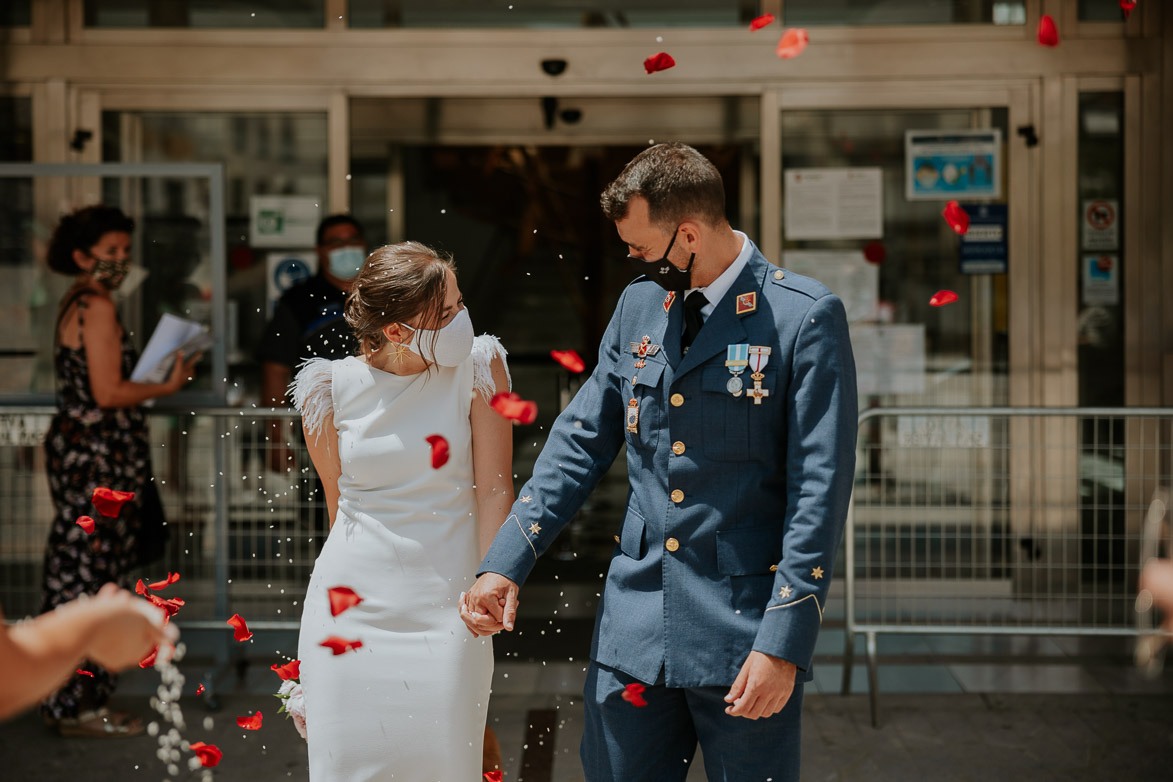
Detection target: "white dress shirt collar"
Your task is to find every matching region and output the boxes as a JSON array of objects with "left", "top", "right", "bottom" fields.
[{"left": 686, "top": 230, "right": 752, "bottom": 319}]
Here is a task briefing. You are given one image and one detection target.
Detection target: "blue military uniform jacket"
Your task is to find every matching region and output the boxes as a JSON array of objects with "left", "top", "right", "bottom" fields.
[{"left": 480, "top": 239, "right": 857, "bottom": 688}]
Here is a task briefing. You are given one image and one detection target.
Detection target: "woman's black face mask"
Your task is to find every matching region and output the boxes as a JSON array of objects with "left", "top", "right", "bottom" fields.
[{"left": 629, "top": 226, "right": 695, "bottom": 292}]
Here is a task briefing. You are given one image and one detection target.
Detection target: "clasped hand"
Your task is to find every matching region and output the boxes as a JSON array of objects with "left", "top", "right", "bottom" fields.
[
  {"left": 459, "top": 572, "right": 520, "bottom": 638},
  {"left": 723, "top": 651, "right": 797, "bottom": 720}
]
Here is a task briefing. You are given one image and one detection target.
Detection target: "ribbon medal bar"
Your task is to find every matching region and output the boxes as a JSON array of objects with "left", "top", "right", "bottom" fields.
[
  {"left": 725, "top": 343, "right": 749, "bottom": 397},
  {"left": 747, "top": 346, "right": 772, "bottom": 405}
]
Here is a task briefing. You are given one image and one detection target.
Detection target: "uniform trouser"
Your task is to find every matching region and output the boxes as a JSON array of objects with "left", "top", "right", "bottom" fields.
[{"left": 581, "top": 661, "right": 803, "bottom": 782}]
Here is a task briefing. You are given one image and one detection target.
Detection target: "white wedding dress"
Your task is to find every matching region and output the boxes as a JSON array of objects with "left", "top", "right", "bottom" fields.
[{"left": 291, "top": 336, "right": 505, "bottom": 781}]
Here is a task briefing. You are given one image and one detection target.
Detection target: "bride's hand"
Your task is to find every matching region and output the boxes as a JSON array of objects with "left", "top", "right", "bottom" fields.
[{"left": 459, "top": 573, "right": 519, "bottom": 637}]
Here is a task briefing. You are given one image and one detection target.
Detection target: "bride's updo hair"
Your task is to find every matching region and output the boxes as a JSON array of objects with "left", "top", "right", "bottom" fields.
[{"left": 344, "top": 241, "right": 456, "bottom": 357}]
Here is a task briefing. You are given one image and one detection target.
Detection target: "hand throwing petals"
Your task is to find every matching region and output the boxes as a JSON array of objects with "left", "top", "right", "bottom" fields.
[
  {"left": 550, "top": 349, "right": 586, "bottom": 374},
  {"left": 319, "top": 636, "right": 364, "bottom": 655},
  {"left": 75, "top": 516, "right": 95, "bottom": 534},
  {"left": 425, "top": 434, "right": 450, "bottom": 469},
  {"left": 930, "top": 290, "right": 960, "bottom": 307},
  {"left": 271, "top": 659, "right": 301, "bottom": 680},
  {"left": 776, "top": 28, "right": 810, "bottom": 59},
  {"left": 942, "top": 201, "right": 970, "bottom": 235},
  {"left": 146, "top": 572, "right": 181, "bottom": 591},
  {"left": 490, "top": 392, "right": 539, "bottom": 425},
  {"left": 139, "top": 646, "right": 158, "bottom": 668},
  {"left": 749, "top": 13, "right": 774, "bottom": 31},
  {"left": 621, "top": 682, "right": 648, "bottom": 707},
  {"left": 227, "top": 613, "right": 253, "bottom": 642},
  {"left": 327, "top": 586, "right": 363, "bottom": 617},
  {"left": 189, "top": 742, "right": 223, "bottom": 768},
  {"left": 643, "top": 52, "right": 676, "bottom": 74},
  {"left": 91, "top": 487, "right": 135, "bottom": 518},
  {"left": 1037, "top": 14, "right": 1059, "bottom": 47},
  {"left": 236, "top": 711, "right": 263, "bottom": 730}
]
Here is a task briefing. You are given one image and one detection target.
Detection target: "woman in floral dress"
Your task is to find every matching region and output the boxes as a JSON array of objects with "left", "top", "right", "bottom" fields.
[{"left": 39, "top": 205, "right": 198, "bottom": 737}]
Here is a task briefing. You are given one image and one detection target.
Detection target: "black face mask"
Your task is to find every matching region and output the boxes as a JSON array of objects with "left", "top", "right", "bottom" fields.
[{"left": 629, "top": 227, "right": 696, "bottom": 292}]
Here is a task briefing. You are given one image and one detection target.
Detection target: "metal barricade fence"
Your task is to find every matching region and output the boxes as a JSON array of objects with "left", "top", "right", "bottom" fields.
[
  {"left": 0, "top": 406, "right": 321, "bottom": 697},
  {"left": 843, "top": 406, "right": 1172, "bottom": 726}
]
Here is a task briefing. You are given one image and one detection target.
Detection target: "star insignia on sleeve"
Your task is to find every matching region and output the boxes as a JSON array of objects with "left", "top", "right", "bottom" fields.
[
  {"left": 528, "top": 522, "right": 541, "bottom": 535},
  {"left": 520, "top": 496, "right": 533, "bottom": 503},
  {"left": 779, "top": 585, "right": 793, "bottom": 599},
  {"left": 811, "top": 567, "right": 825, "bottom": 580}
]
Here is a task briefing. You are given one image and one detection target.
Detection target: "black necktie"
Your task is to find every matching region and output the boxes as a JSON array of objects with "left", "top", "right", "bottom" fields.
[{"left": 681, "top": 290, "right": 707, "bottom": 353}]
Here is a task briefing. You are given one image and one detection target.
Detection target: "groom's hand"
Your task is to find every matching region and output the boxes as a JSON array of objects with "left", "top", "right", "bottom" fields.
[
  {"left": 724, "top": 651, "right": 797, "bottom": 720},
  {"left": 459, "top": 572, "right": 520, "bottom": 637}
]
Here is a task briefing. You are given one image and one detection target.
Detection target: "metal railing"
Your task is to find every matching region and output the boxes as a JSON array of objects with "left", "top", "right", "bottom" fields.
[{"left": 842, "top": 407, "right": 1173, "bottom": 726}]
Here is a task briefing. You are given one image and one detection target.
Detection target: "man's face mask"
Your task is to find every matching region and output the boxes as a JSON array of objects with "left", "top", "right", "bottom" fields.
[
  {"left": 629, "top": 226, "right": 695, "bottom": 292},
  {"left": 91, "top": 256, "right": 132, "bottom": 291},
  {"left": 328, "top": 246, "right": 366, "bottom": 280}
]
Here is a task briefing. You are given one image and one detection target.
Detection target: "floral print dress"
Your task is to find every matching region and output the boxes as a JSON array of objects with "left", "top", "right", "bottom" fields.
[{"left": 40, "top": 290, "right": 152, "bottom": 720}]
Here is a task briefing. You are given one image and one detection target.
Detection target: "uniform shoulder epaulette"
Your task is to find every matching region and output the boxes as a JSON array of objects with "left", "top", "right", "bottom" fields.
[{"left": 767, "top": 267, "right": 832, "bottom": 301}]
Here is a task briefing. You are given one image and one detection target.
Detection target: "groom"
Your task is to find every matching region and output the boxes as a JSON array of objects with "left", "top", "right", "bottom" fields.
[{"left": 461, "top": 142, "right": 857, "bottom": 781}]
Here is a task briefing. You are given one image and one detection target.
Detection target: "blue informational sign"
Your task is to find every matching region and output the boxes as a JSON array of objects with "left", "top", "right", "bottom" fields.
[
  {"left": 906, "top": 129, "right": 1002, "bottom": 200},
  {"left": 273, "top": 256, "right": 313, "bottom": 292},
  {"left": 958, "top": 203, "right": 1008, "bottom": 274}
]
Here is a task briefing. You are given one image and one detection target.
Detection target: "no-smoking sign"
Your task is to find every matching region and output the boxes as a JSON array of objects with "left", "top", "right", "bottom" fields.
[{"left": 1082, "top": 199, "right": 1119, "bottom": 251}]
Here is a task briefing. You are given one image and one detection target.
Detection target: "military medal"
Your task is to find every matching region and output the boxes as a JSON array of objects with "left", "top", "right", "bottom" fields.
[
  {"left": 746, "top": 345, "right": 772, "bottom": 405},
  {"left": 626, "top": 398, "right": 640, "bottom": 433},
  {"left": 725, "top": 343, "right": 749, "bottom": 397},
  {"left": 629, "top": 335, "right": 660, "bottom": 369}
]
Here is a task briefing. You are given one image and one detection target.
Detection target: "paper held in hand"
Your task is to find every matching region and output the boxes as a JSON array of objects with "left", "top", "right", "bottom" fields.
[{"left": 130, "top": 313, "right": 213, "bottom": 384}]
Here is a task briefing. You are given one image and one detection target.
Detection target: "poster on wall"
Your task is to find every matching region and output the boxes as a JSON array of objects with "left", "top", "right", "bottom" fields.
[
  {"left": 250, "top": 195, "right": 321, "bottom": 248},
  {"left": 784, "top": 168, "right": 883, "bottom": 240},
  {"left": 1081, "top": 199, "right": 1119, "bottom": 251},
  {"left": 849, "top": 324, "right": 926, "bottom": 396},
  {"left": 1082, "top": 254, "right": 1119, "bottom": 306},
  {"left": 905, "top": 129, "right": 1002, "bottom": 201},
  {"left": 266, "top": 251, "right": 318, "bottom": 316},
  {"left": 958, "top": 203, "right": 1008, "bottom": 274},
  {"left": 782, "top": 250, "right": 879, "bottom": 323}
]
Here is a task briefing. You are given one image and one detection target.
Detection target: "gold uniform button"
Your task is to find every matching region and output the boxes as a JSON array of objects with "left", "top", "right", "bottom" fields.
[
  {"left": 665, "top": 537, "right": 680, "bottom": 552},
  {"left": 614, "top": 535, "right": 621, "bottom": 543},
  {"left": 672, "top": 441, "right": 686, "bottom": 455},
  {"left": 769, "top": 565, "right": 779, "bottom": 572},
  {"left": 670, "top": 393, "right": 685, "bottom": 407},
  {"left": 774, "top": 269, "right": 785, "bottom": 280},
  {"left": 670, "top": 489, "right": 684, "bottom": 503}
]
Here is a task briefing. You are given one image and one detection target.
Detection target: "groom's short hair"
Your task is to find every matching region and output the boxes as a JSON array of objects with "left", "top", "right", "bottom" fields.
[{"left": 601, "top": 142, "right": 726, "bottom": 230}]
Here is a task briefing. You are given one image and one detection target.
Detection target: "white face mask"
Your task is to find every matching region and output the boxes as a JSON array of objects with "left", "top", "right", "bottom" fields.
[
  {"left": 400, "top": 307, "right": 474, "bottom": 367},
  {"left": 327, "top": 246, "right": 366, "bottom": 280}
]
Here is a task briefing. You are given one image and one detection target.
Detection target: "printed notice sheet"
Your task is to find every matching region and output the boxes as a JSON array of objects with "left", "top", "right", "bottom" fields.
[
  {"left": 131, "top": 313, "right": 213, "bottom": 384},
  {"left": 784, "top": 168, "right": 883, "bottom": 240}
]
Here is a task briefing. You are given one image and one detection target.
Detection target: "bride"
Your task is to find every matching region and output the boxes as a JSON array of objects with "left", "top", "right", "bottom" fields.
[{"left": 291, "top": 241, "right": 513, "bottom": 780}]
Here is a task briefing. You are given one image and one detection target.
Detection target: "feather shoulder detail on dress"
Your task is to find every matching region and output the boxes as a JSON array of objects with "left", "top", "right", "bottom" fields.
[
  {"left": 471, "top": 334, "right": 510, "bottom": 403},
  {"left": 288, "top": 357, "right": 334, "bottom": 441}
]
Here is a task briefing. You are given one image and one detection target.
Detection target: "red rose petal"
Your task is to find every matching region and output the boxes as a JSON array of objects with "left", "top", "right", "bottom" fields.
[
  {"left": 643, "top": 52, "right": 676, "bottom": 74},
  {"left": 139, "top": 647, "right": 158, "bottom": 668},
  {"left": 77, "top": 669, "right": 94, "bottom": 677},
  {"left": 490, "top": 392, "right": 539, "bottom": 425},
  {"left": 1120, "top": 1, "right": 1136, "bottom": 19},
  {"left": 134, "top": 579, "right": 148, "bottom": 596},
  {"left": 319, "top": 636, "right": 364, "bottom": 655},
  {"left": 146, "top": 593, "right": 186, "bottom": 617},
  {"left": 1037, "top": 14, "right": 1059, "bottom": 47},
  {"left": 942, "top": 200, "right": 971, "bottom": 235},
  {"left": 196, "top": 683, "right": 206, "bottom": 695},
  {"left": 550, "top": 349, "right": 586, "bottom": 374},
  {"left": 91, "top": 487, "right": 135, "bottom": 518},
  {"left": 270, "top": 659, "right": 301, "bottom": 681},
  {"left": 190, "top": 742, "right": 223, "bottom": 768},
  {"left": 484, "top": 773, "right": 504, "bottom": 782},
  {"left": 863, "top": 242, "right": 887, "bottom": 265},
  {"left": 227, "top": 613, "right": 253, "bottom": 642},
  {"left": 749, "top": 13, "right": 774, "bottom": 31},
  {"left": 236, "top": 711, "right": 263, "bottom": 730},
  {"left": 327, "top": 586, "right": 364, "bottom": 617},
  {"left": 930, "top": 290, "right": 959, "bottom": 307},
  {"left": 621, "top": 682, "right": 648, "bottom": 707},
  {"left": 425, "top": 434, "right": 450, "bottom": 469},
  {"left": 75, "top": 516, "right": 95, "bottom": 534},
  {"left": 146, "top": 572, "right": 181, "bottom": 591},
  {"left": 776, "top": 28, "right": 810, "bottom": 59}
]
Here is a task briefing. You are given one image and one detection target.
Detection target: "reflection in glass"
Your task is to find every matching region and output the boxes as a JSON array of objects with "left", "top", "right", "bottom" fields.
[
  {"left": 350, "top": 0, "right": 753, "bottom": 28},
  {"left": 784, "top": 0, "right": 1025, "bottom": 25},
  {"left": 102, "top": 111, "right": 327, "bottom": 404},
  {"left": 84, "top": 0, "right": 324, "bottom": 28},
  {"left": 1079, "top": 0, "right": 1129, "bottom": 22},
  {"left": 0, "top": 97, "right": 36, "bottom": 393}
]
